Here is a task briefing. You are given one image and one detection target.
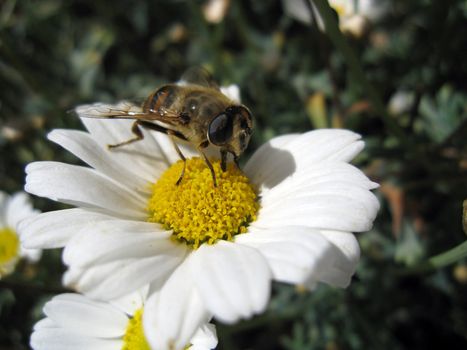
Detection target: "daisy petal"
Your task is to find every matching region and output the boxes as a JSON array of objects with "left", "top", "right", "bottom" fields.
[
  {"left": 247, "top": 130, "right": 364, "bottom": 189},
  {"left": 190, "top": 323, "right": 218, "bottom": 350},
  {"left": 261, "top": 181, "right": 379, "bottom": 225},
  {"left": 327, "top": 140, "right": 364, "bottom": 162},
  {"left": 144, "top": 259, "right": 210, "bottom": 350},
  {"left": 256, "top": 190, "right": 378, "bottom": 232},
  {"left": 109, "top": 287, "right": 148, "bottom": 315},
  {"left": 0, "top": 191, "right": 7, "bottom": 226},
  {"left": 262, "top": 162, "right": 379, "bottom": 204},
  {"left": 64, "top": 252, "right": 186, "bottom": 300},
  {"left": 19, "top": 209, "right": 115, "bottom": 249},
  {"left": 5, "top": 192, "right": 37, "bottom": 228},
  {"left": 192, "top": 241, "right": 272, "bottom": 323},
  {"left": 43, "top": 294, "right": 127, "bottom": 338},
  {"left": 236, "top": 226, "right": 336, "bottom": 285},
  {"left": 151, "top": 132, "right": 199, "bottom": 164},
  {"left": 283, "top": 129, "right": 363, "bottom": 164},
  {"left": 78, "top": 113, "right": 169, "bottom": 180},
  {"left": 33, "top": 318, "right": 57, "bottom": 330},
  {"left": 244, "top": 134, "right": 299, "bottom": 186},
  {"left": 315, "top": 230, "right": 360, "bottom": 288},
  {"left": 220, "top": 84, "right": 240, "bottom": 103},
  {"left": 25, "top": 162, "right": 146, "bottom": 219},
  {"left": 62, "top": 220, "right": 174, "bottom": 268},
  {"left": 31, "top": 328, "right": 122, "bottom": 350},
  {"left": 19, "top": 246, "right": 42, "bottom": 262},
  {"left": 48, "top": 129, "right": 150, "bottom": 193}
]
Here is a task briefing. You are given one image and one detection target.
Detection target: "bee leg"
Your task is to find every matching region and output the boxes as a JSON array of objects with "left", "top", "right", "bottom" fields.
[
  {"left": 220, "top": 150, "right": 228, "bottom": 172},
  {"left": 108, "top": 121, "right": 143, "bottom": 149},
  {"left": 138, "top": 121, "right": 188, "bottom": 141},
  {"left": 197, "top": 146, "right": 217, "bottom": 187},
  {"left": 233, "top": 154, "right": 240, "bottom": 169},
  {"left": 167, "top": 132, "right": 186, "bottom": 186}
]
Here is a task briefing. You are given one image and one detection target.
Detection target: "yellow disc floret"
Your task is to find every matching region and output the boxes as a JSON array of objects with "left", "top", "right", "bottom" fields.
[
  {"left": 122, "top": 308, "right": 150, "bottom": 350},
  {"left": 147, "top": 158, "right": 259, "bottom": 249},
  {"left": 0, "top": 228, "right": 20, "bottom": 266}
]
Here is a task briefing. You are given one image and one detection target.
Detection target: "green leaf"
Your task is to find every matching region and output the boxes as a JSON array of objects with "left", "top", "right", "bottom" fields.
[
  {"left": 417, "top": 84, "right": 467, "bottom": 143},
  {"left": 395, "top": 221, "right": 425, "bottom": 266}
]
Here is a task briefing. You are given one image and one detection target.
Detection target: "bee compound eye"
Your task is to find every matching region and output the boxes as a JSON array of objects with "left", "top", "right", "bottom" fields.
[{"left": 208, "top": 113, "right": 233, "bottom": 146}]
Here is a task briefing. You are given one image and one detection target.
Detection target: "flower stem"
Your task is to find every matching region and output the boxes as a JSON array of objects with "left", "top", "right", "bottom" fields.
[
  {"left": 401, "top": 240, "right": 467, "bottom": 274},
  {"left": 311, "top": 0, "right": 407, "bottom": 142}
]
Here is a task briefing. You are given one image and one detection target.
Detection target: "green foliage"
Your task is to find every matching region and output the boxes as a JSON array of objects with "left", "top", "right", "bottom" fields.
[
  {"left": 1, "top": 0, "right": 467, "bottom": 349},
  {"left": 417, "top": 84, "right": 467, "bottom": 143},
  {"left": 395, "top": 221, "right": 425, "bottom": 266}
]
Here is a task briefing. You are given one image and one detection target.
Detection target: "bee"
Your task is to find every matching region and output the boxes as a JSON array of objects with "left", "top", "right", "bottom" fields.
[{"left": 76, "top": 68, "right": 253, "bottom": 187}]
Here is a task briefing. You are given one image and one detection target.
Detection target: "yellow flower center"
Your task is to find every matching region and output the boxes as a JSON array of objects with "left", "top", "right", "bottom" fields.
[
  {"left": 147, "top": 158, "right": 259, "bottom": 249},
  {"left": 122, "top": 308, "right": 150, "bottom": 350},
  {"left": 0, "top": 227, "right": 19, "bottom": 265}
]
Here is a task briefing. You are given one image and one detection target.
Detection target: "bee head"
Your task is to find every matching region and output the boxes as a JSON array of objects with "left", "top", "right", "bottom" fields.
[{"left": 207, "top": 105, "right": 253, "bottom": 157}]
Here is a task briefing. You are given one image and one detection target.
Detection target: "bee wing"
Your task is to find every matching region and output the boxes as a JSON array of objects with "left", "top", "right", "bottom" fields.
[
  {"left": 179, "top": 66, "right": 220, "bottom": 90},
  {"left": 74, "top": 102, "right": 185, "bottom": 125},
  {"left": 74, "top": 102, "right": 148, "bottom": 119}
]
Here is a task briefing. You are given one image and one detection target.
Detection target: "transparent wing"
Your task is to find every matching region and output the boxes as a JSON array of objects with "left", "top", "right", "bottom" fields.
[
  {"left": 74, "top": 102, "right": 147, "bottom": 119},
  {"left": 73, "top": 102, "right": 184, "bottom": 124},
  {"left": 179, "top": 66, "right": 220, "bottom": 89}
]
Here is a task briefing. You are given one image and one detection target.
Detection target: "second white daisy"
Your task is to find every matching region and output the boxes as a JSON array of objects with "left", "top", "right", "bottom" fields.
[
  {"left": 0, "top": 191, "right": 41, "bottom": 278},
  {"left": 31, "top": 290, "right": 217, "bottom": 350}
]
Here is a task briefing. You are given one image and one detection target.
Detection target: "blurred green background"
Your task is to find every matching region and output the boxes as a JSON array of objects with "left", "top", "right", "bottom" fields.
[{"left": 1, "top": 0, "right": 467, "bottom": 349}]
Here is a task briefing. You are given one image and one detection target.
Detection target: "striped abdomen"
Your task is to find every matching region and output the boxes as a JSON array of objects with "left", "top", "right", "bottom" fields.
[{"left": 143, "top": 84, "right": 180, "bottom": 114}]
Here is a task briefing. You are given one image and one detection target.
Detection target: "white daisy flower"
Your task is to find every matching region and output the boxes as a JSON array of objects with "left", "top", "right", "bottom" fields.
[
  {"left": 31, "top": 290, "right": 217, "bottom": 350},
  {"left": 20, "top": 98, "right": 379, "bottom": 349},
  {"left": 0, "top": 191, "right": 41, "bottom": 277}
]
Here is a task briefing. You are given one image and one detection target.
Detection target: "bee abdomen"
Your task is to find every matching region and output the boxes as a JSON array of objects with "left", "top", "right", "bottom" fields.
[{"left": 143, "top": 85, "right": 178, "bottom": 113}]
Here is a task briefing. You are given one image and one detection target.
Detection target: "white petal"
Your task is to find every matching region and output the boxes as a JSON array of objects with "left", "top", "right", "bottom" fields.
[
  {"left": 150, "top": 132, "right": 199, "bottom": 164},
  {"left": 261, "top": 180, "right": 379, "bottom": 225},
  {"left": 284, "top": 129, "right": 363, "bottom": 164},
  {"left": 256, "top": 188, "right": 379, "bottom": 232},
  {"left": 262, "top": 162, "right": 379, "bottom": 203},
  {"left": 62, "top": 220, "right": 174, "bottom": 267},
  {"left": 236, "top": 226, "right": 336, "bottom": 285},
  {"left": 189, "top": 323, "right": 218, "bottom": 350},
  {"left": 264, "top": 179, "right": 379, "bottom": 211},
  {"left": 19, "top": 246, "right": 42, "bottom": 262},
  {"left": 78, "top": 111, "right": 170, "bottom": 180},
  {"left": 0, "top": 191, "right": 7, "bottom": 226},
  {"left": 25, "top": 162, "right": 146, "bottom": 219},
  {"left": 33, "top": 318, "right": 57, "bottom": 330},
  {"left": 109, "top": 287, "right": 148, "bottom": 316},
  {"left": 327, "top": 140, "right": 365, "bottom": 162},
  {"left": 220, "top": 84, "right": 241, "bottom": 103},
  {"left": 48, "top": 129, "right": 150, "bottom": 194},
  {"left": 31, "top": 328, "right": 122, "bottom": 350},
  {"left": 64, "top": 251, "right": 186, "bottom": 300},
  {"left": 247, "top": 129, "right": 364, "bottom": 190},
  {"left": 18, "top": 209, "right": 115, "bottom": 249},
  {"left": 314, "top": 230, "right": 360, "bottom": 288},
  {"left": 244, "top": 134, "right": 299, "bottom": 185},
  {"left": 5, "top": 192, "right": 38, "bottom": 229},
  {"left": 144, "top": 258, "right": 210, "bottom": 350},
  {"left": 191, "top": 241, "right": 272, "bottom": 323},
  {"left": 43, "top": 294, "right": 128, "bottom": 338}
]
